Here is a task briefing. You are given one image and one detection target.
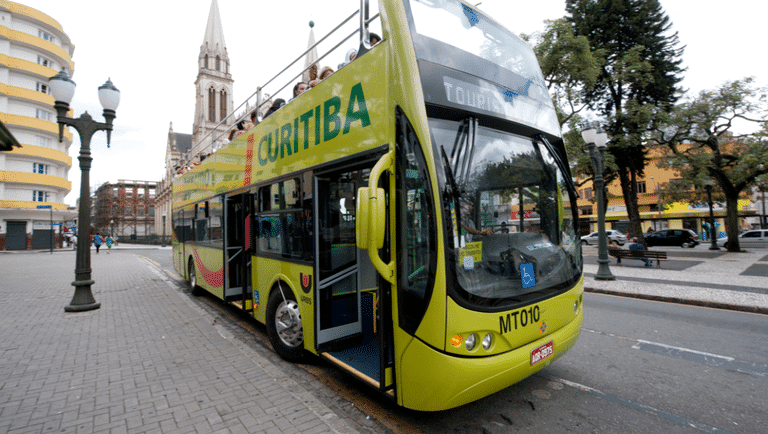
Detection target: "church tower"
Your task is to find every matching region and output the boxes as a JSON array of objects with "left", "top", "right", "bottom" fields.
[{"left": 191, "top": 0, "right": 233, "bottom": 156}]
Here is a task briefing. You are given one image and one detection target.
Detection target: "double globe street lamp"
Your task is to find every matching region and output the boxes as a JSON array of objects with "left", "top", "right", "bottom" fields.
[
  {"left": 49, "top": 69, "right": 120, "bottom": 312},
  {"left": 582, "top": 126, "right": 615, "bottom": 281}
]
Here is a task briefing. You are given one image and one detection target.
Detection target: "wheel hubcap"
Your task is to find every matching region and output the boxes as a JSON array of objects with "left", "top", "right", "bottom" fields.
[
  {"left": 189, "top": 265, "right": 196, "bottom": 287},
  {"left": 275, "top": 300, "right": 303, "bottom": 347}
]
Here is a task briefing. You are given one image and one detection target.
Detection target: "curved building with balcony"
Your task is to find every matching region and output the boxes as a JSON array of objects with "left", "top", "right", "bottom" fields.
[{"left": 0, "top": 1, "right": 76, "bottom": 250}]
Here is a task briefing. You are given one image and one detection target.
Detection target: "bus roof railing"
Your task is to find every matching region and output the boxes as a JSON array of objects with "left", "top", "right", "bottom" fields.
[{"left": 177, "top": 0, "right": 378, "bottom": 177}]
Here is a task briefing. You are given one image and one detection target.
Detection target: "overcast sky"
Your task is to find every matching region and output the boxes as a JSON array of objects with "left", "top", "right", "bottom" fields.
[{"left": 18, "top": 0, "right": 767, "bottom": 206}]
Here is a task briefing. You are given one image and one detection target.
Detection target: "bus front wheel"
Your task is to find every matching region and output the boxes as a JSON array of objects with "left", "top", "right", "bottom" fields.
[
  {"left": 266, "top": 286, "right": 304, "bottom": 361},
  {"left": 188, "top": 258, "right": 201, "bottom": 296}
]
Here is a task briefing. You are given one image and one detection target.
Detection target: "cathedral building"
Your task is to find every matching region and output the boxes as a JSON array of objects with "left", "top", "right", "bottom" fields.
[{"left": 156, "top": 0, "right": 233, "bottom": 237}]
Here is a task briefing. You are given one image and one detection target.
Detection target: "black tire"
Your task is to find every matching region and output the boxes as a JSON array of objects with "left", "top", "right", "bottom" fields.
[
  {"left": 266, "top": 285, "right": 304, "bottom": 361},
  {"left": 188, "top": 257, "right": 201, "bottom": 296},
  {"left": 581, "top": 240, "right": 588, "bottom": 245}
]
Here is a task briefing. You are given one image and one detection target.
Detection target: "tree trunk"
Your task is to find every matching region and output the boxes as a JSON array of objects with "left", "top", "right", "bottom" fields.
[
  {"left": 618, "top": 168, "right": 644, "bottom": 244},
  {"left": 724, "top": 192, "right": 741, "bottom": 252}
]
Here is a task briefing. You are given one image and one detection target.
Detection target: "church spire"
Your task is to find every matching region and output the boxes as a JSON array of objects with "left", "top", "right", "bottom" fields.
[
  {"left": 200, "top": 0, "right": 227, "bottom": 62},
  {"left": 192, "top": 0, "right": 234, "bottom": 156}
]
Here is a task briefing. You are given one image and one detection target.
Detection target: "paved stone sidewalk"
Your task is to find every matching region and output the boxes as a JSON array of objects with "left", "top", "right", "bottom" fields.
[{"left": 0, "top": 253, "right": 361, "bottom": 434}]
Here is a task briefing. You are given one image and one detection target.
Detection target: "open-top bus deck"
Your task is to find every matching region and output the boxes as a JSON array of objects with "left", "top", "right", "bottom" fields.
[{"left": 173, "top": 0, "right": 583, "bottom": 411}]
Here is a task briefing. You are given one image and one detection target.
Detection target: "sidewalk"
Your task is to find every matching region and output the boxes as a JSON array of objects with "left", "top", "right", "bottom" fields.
[
  {"left": 582, "top": 246, "right": 768, "bottom": 314},
  {"left": 0, "top": 252, "right": 361, "bottom": 434}
]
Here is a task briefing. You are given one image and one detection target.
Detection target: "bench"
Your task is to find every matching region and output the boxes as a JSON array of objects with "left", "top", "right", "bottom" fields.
[{"left": 608, "top": 249, "right": 667, "bottom": 268}]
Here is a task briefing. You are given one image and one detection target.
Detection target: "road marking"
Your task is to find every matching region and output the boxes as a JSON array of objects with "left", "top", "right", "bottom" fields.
[
  {"left": 546, "top": 375, "right": 736, "bottom": 434},
  {"left": 584, "top": 328, "right": 767, "bottom": 377},
  {"left": 632, "top": 339, "right": 734, "bottom": 362}
]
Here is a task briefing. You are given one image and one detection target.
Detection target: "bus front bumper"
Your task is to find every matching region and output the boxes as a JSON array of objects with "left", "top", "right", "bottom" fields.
[{"left": 399, "top": 308, "right": 583, "bottom": 411}]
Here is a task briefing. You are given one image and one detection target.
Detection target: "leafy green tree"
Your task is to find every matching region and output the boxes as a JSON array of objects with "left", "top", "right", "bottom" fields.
[
  {"left": 653, "top": 78, "right": 768, "bottom": 251},
  {"left": 523, "top": 18, "right": 609, "bottom": 215},
  {"left": 566, "top": 0, "right": 685, "bottom": 242}
]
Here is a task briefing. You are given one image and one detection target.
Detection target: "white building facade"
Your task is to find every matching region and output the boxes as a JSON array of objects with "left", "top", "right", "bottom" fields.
[{"left": 0, "top": 1, "right": 76, "bottom": 250}]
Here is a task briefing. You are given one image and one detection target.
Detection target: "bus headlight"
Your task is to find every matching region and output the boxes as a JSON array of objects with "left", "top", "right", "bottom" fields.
[
  {"left": 482, "top": 333, "right": 493, "bottom": 350},
  {"left": 465, "top": 333, "right": 476, "bottom": 351}
]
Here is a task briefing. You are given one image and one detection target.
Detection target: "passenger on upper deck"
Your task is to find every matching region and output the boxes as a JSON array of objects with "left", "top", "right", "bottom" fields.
[
  {"left": 264, "top": 99, "right": 286, "bottom": 118},
  {"left": 309, "top": 66, "right": 334, "bottom": 87},
  {"left": 338, "top": 49, "right": 357, "bottom": 69},
  {"left": 290, "top": 82, "right": 307, "bottom": 101}
]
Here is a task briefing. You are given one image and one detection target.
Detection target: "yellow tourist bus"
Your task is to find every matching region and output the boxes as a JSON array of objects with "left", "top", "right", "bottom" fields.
[{"left": 173, "top": 0, "right": 583, "bottom": 411}]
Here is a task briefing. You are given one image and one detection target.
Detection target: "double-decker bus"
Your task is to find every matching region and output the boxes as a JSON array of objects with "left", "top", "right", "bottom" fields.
[{"left": 172, "top": 0, "right": 583, "bottom": 411}]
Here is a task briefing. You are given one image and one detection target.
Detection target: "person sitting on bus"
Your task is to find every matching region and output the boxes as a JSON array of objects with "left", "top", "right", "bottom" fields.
[
  {"left": 338, "top": 49, "right": 357, "bottom": 69},
  {"left": 264, "top": 99, "right": 286, "bottom": 118},
  {"left": 309, "top": 66, "right": 334, "bottom": 87},
  {"left": 290, "top": 82, "right": 307, "bottom": 101}
]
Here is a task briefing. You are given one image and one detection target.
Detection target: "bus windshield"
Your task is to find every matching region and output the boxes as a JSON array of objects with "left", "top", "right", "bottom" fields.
[
  {"left": 430, "top": 118, "right": 581, "bottom": 310},
  {"left": 408, "top": 0, "right": 550, "bottom": 106}
]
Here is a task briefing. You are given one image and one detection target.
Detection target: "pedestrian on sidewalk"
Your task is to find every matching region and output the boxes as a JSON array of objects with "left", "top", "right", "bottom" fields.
[
  {"left": 629, "top": 237, "right": 652, "bottom": 267},
  {"left": 72, "top": 234, "right": 77, "bottom": 250},
  {"left": 106, "top": 235, "right": 114, "bottom": 254},
  {"left": 93, "top": 233, "right": 103, "bottom": 254}
]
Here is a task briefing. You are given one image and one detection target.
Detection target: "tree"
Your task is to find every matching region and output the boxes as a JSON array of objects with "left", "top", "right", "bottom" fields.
[
  {"left": 523, "top": 18, "right": 609, "bottom": 212},
  {"left": 566, "top": 0, "right": 685, "bottom": 242},
  {"left": 522, "top": 18, "right": 604, "bottom": 128},
  {"left": 653, "top": 78, "right": 768, "bottom": 251}
]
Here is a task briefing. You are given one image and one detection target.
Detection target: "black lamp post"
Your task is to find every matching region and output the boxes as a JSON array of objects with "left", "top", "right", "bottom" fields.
[
  {"left": 50, "top": 68, "right": 120, "bottom": 312},
  {"left": 582, "top": 126, "right": 615, "bottom": 280},
  {"left": 703, "top": 179, "right": 720, "bottom": 250}
]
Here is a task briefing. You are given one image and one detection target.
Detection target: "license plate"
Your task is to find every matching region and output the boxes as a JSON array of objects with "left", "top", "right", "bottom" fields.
[{"left": 531, "top": 341, "right": 554, "bottom": 366}]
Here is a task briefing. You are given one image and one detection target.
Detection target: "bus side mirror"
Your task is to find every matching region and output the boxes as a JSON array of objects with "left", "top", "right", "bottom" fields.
[{"left": 356, "top": 187, "right": 385, "bottom": 250}]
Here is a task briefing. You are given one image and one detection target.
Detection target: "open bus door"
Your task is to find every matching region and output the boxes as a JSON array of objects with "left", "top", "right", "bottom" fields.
[
  {"left": 224, "top": 193, "right": 253, "bottom": 311},
  {"left": 314, "top": 157, "right": 395, "bottom": 393}
]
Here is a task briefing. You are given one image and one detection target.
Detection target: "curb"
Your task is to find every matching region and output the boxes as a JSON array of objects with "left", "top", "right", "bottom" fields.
[{"left": 584, "top": 287, "right": 768, "bottom": 315}]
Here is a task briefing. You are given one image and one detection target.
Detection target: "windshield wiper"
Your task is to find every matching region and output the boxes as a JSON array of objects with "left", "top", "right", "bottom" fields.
[{"left": 534, "top": 134, "right": 579, "bottom": 198}]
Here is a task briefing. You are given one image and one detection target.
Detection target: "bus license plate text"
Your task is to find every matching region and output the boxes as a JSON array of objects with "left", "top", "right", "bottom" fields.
[{"left": 531, "top": 341, "right": 553, "bottom": 366}]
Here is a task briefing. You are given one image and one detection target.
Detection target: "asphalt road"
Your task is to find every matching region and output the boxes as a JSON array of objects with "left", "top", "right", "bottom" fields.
[{"left": 135, "top": 248, "right": 768, "bottom": 433}]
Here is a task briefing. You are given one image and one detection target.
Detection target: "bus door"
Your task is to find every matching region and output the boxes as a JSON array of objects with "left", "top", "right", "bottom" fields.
[
  {"left": 314, "top": 159, "right": 393, "bottom": 388},
  {"left": 224, "top": 193, "right": 253, "bottom": 311}
]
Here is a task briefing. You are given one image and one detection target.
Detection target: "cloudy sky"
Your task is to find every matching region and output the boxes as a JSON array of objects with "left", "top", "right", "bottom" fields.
[{"left": 19, "top": 0, "right": 767, "bottom": 206}]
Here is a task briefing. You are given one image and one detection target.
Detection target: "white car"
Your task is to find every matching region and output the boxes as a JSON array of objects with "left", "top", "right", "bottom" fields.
[
  {"left": 717, "top": 230, "right": 768, "bottom": 248},
  {"left": 581, "top": 230, "right": 628, "bottom": 246}
]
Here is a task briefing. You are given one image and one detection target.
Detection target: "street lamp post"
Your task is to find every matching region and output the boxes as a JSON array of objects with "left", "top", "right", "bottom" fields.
[
  {"left": 161, "top": 213, "right": 167, "bottom": 247},
  {"left": 703, "top": 179, "right": 720, "bottom": 250},
  {"left": 583, "top": 126, "right": 615, "bottom": 280},
  {"left": 50, "top": 69, "right": 120, "bottom": 312}
]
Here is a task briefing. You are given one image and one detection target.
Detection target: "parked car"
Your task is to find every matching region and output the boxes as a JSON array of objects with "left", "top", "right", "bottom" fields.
[
  {"left": 581, "top": 230, "right": 628, "bottom": 246},
  {"left": 645, "top": 229, "right": 699, "bottom": 248},
  {"left": 717, "top": 230, "right": 768, "bottom": 249}
]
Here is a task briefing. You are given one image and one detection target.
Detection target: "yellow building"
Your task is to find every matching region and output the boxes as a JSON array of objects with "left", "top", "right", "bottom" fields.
[
  {"left": 576, "top": 149, "right": 755, "bottom": 239},
  {"left": 0, "top": 1, "right": 76, "bottom": 250}
]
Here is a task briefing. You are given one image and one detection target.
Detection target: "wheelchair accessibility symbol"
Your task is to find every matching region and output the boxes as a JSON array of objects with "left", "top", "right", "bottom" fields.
[{"left": 520, "top": 263, "right": 536, "bottom": 289}]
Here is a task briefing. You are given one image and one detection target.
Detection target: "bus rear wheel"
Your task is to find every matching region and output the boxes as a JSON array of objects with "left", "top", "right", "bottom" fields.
[
  {"left": 266, "top": 286, "right": 304, "bottom": 361},
  {"left": 188, "top": 258, "right": 201, "bottom": 296}
]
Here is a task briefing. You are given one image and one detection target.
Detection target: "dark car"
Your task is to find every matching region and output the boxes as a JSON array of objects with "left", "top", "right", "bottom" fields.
[{"left": 645, "top": 229, "right": 699, "bottom": 248}]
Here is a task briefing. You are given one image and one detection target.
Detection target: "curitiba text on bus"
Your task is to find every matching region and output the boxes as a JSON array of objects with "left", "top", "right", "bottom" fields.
[{"left": 256, "top": 83, "right": 371, "bottom": 166}]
